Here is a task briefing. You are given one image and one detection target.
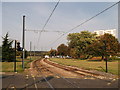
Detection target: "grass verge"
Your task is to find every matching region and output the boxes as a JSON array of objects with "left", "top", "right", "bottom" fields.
[
  {"left": 49, "top": 58, "right": 118, "bottom": 75},
  {"left": 0, "top": 56, "right": 40, "bottom": 73}
]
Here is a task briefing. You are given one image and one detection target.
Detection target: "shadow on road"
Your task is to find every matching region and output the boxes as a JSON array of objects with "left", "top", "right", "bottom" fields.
[
  {"left": 41, "top": 76, "right": 54, "bottom": 82},
  {"left": 1, "top": 75, "right": 14, "bottom": 79},
  {"left": 20, "top": 76, "right": 54, "bottom": 90}
]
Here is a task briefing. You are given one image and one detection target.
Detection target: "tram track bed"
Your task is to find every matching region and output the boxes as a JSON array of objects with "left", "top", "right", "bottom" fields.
[
  {"left": 43, "top": 59, "right": 118, "bottom": 80},
  {"left": 27, "top": 59, "right": 118, "bottom": 88},
  {"left": 32, "top": 59, "right": 81, "bottom": 88}
]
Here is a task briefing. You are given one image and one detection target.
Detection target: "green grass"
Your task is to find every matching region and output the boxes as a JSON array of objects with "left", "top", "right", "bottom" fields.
[
  {"left": 49, "top": 58, "right": 118, "bottom": 75},
  {"left": 0, "top": 56, "right": 41, "bottom": 72},
  {"left": 1, "top": 62, "right": 24, "bottom": 72}
]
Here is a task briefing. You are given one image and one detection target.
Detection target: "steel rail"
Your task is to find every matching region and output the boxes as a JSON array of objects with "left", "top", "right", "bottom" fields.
[
  {"left": 33, "top": 60, "right": 55, "bottom": 90},
  {"left": 43, "top": 59, "right": 115, "bottom": 83},
  {"left": 40, "top": 59, "right": 80, "bottom": 88},
  {"left": 44, "top": 59, "right": 104, "bottom": 78}
]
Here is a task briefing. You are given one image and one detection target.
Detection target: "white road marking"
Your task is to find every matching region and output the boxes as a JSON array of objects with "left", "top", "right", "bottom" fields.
[
  {"left": 107, "top": 83, "right": 111, "bottom": 85},
  {"left": 112, "top": 79, "right": 116, "bottom": 82},
  {"left": 31, "top": 74, "right": 38, "bottom": 90},
  {"left": 26, "top": 75, "right": 29, "bottom": 79}
]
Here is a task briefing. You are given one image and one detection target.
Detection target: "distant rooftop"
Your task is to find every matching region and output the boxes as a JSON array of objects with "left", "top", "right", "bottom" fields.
[{"left": 93, "top": 29, "right": 118, "bottom": 38}]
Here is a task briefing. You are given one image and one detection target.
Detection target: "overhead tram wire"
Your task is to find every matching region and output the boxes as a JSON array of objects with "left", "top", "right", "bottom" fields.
[
  {"left": 48, "top": 1, "right": 120, "bottom": 47},
  {"left": 37, "top": 0, "right": 60, "bottom": 47},
  {"left": 41, "top": 0, "right": 60, "bottom": 31}
]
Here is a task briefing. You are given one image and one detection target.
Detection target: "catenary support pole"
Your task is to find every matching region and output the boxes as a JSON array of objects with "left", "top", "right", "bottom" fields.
[
  {"left": 22, "top": 15, "right": 25, "bottom": 69},
  {"left": 30, "top": 41, "right": 32, "bottom": 60},
  {"left": 34, "top": 45, "right": 35, "bottom": 57},
  {"left": 14, "top": 40, "right": 17, "bottom": 72}
]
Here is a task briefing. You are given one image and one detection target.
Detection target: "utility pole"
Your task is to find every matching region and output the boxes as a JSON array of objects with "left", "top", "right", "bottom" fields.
[
  {"left": 14, "top": 40, "right": 17, "bottom": 72},
  {"left": 22, "top": 15, "right": 25, "bottom": 69},
  {"left": 105, "top": 56, "right": 108, "bottom": 73},
  {"left": 105, "top": 42, "right": 108, "bottom": 73},
  {"left": 103, "top": 40, "right": 108, "bottom": 73},
  {"left": 34, "top": 45, "right": 35, "bottom": 57}
]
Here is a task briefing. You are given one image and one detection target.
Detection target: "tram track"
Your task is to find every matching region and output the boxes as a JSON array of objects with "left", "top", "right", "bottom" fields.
[
  {"left": 32, "top": 59, "right": 81, "bottom": 88},
  {"left": 38, "top": 64, "right": 80, "bottom": 88},
  {"left": 32, "top": 59, "right": 54, "bottom": 90},
  {"left": 32, "top": 58, "right": 116, "bottom": 89},
  {"left": 43, "top": 59, "right": 109, "bottom": 79},
  {"left": 2, "top": 58, "right": 118, "bottom": 89}
]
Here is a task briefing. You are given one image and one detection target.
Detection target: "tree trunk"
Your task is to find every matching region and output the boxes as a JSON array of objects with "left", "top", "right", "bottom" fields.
[{"left": 101, "top": 55, "right": 104, "bottom": 61}]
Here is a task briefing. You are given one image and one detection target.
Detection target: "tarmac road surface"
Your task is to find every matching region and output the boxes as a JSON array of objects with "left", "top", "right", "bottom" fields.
[{"left": 1, "top": 72, "right": 119, "bottom": 90}]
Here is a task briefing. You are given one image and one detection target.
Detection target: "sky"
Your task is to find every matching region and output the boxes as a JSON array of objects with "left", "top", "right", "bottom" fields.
[
  {"left": 1, "top": 1, "right": 118, "bottom": 51},
  {"left": 0, "top": 2, "right": 2, "bottom": 46}
]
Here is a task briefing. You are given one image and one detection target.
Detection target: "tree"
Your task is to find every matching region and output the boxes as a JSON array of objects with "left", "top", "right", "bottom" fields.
[
  {"left": 86, "top": 33, "right": 120, "bottom": 60},
  {"left": 0, "top": 46, "right": 2, "bottom": 61},
  {"left": 49, "top": 49, "right": 57, "bottom": 57},
  {"left": 67, "top": 31, "right": 97, "bottom": 58},
  {"left": 2, "top": 33, "right": 14, "bottom": 62},
  {"left": 69, "top": 48, "right": 79, "bottom": 58},
  {"left": 117, "top": 43, "right": 120, "bottom": 56},
  {"left": 57, "top": 44, "right": 69, "bottom": 56}
]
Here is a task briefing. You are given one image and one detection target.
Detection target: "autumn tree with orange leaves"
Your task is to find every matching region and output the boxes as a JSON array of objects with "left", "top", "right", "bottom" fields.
[{"left": 86, "top": 33, "right": 120, "bottom": 60}]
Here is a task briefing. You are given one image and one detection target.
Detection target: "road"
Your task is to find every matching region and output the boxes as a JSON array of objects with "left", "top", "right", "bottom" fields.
[{"left": 1, "top": 59, "right": 119, "bottom": 90}]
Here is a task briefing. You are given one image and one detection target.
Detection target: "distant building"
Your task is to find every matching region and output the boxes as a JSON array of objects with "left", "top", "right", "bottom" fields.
[
  {"left": 45, "top": 55, "right": 50, "bottom": 59},
  {"left": 94, "top": 29, "right": 117, "bottom": 38}
]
